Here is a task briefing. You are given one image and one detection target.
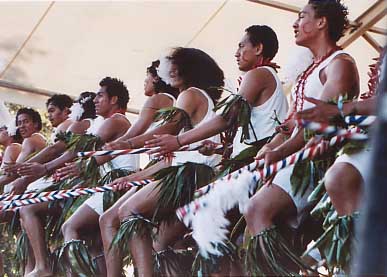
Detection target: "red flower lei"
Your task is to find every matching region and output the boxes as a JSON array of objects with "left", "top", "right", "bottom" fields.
[
  {"left": 288, "top": 47, "right": 341, "bottom": 120},
  {"left": 360, "top": 49, "right": 386, "bottom": 99}
]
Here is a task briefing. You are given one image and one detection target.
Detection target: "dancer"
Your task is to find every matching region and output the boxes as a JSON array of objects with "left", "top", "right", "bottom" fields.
[
  {"left": 57, "top": 61, "right": 178, "bottom": 276},
  {"left": 0, "top": 108, "right": 46, "bottom": 190},
  {"left": 145, "top": 25, "right": 288, "bottom": 275},
  {"left": 19, "top": 77, "right": 130, "bottom": 277},
  {"left": 296, "top": 47, "right": 386, "bottom": 271},
  {"left": 101, "top": 47, "right": 224, "bottom": 277},
  {"left": 243, "top": 1, "right": 359, "bottom": 275}
]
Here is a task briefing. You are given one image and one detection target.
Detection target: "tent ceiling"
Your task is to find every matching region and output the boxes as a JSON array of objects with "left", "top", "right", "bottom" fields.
[{"left": 0, "top": 0, "right": 385, "bottom": 112}]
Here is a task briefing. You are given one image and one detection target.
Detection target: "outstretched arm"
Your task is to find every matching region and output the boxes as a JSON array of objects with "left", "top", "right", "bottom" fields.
[
  {"left": 258, "top": 56, "right": 360, "bottom": 165},
  {"left": 107, "top": 89, "right": 198, "bottom": 150},
  {"left": 296, "top": 96, "right": 377, "bottom": 123},
  {"left": 146, "top": 69, "right": 273, "bottom": 154},
  {"left": 120, "top": 94, "right": 173, "bottom": 140}
]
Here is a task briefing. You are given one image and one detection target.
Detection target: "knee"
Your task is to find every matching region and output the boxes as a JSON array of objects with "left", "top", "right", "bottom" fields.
[
  {"left": 244, "top": 200, "right": 272, "bottom": 225},
  {"left": 325, "top": 165, "right": 348, "bottom": 197},
  {"left": 117, "top": 204, "right": 136, "bottom": 222},
  {"left": 61, "top": 220, "right": 76, "bottom": 238},
  {"left": 19, "top": 206, "right": 33, "bottom": 220},
  {"left": 99, "top": 210, "right": 115, "bottom": 230}
]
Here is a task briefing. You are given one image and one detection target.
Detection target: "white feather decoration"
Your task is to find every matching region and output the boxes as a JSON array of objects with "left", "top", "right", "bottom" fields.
[
  {"left": 189, "top": 169, "right": 260, "bottom": 257},
  {"left": 157, "top": 56, "right": 173, "bottom": 85},
  {"left": 0, "top": 101, "right": 16, "bottom": 136},
  {"left": 69, "top": 102, "right": 84, "bottom": 121}
]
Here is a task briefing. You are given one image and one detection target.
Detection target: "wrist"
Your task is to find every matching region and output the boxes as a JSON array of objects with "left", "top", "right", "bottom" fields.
[
  {"left": 176, "top": 135, "right": 183, "bottom": 147},
  {"left": 127, "top": 140, "right": 134, "bottom": 149},
  {"left": 43, "top": 164, "right": 49, "bottom": 174},
  {"left": 337, "top": 96, "right": 345, "bottom": 118},
  {"left": 341, "top": 101, "right": 355, "bottom": 116},
  {"left": 44, "top": 163, "right": 52, "bottom": 173}
]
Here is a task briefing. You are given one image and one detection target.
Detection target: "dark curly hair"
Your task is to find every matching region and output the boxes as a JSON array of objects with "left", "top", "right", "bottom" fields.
[
  {"left": 147, "top": 60, "right": 179, "bottom": 98},
  {"left": 1, "top": 126, "right": 23, "bottom": 144},
  {"left": 99, "top": 77, "right": 129, "bottom": 109},
  {"left": 167, "top": 47, "right": 224, "bottom": 103},
  {"left": 46, "top": 94, "right": 73, "bottom": 111},
  {"left": 245, "top": 25, "right": 279, "bottom": 60},
  {"left": 12, "top": 128, "right": 23, "bottom": 143},
  {"left": 16, "top": 108, "right": 42, "bottom": 131},
  {"left": 308, "top": 0, "right": 349, "bottom": 42},
  {"left": 76, "top": 91, "right": 97, "bottom": 120}
]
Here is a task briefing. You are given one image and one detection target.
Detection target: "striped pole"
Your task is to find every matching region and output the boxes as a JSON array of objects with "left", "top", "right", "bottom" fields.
[
  {"left": 345, "top": 115, "right": 377, "bottom": 127},
  {"left": 77, "top": 144, "right": 227, "bottom": 158},
  {"left": 193, "top": 159, "right": 265, "bottom": 198},
  {"left": 0, "top": 179, "right": 152, "bottom": 211},
  {"left": 176, "top": 129, "right": 365, "bottom": 221},
  {"left": 297, "top": 119, "right": 370, "bottom": 138}
]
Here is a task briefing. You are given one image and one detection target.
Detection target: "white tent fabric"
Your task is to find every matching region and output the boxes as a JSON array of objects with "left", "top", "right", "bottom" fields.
[{"left": 0, "top": 0, "right": 385, "bottom": 112}]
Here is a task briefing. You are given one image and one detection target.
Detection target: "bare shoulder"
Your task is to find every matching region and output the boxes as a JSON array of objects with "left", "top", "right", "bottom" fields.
[
  {"left": 146, "top": 93, "right": 174, "bottom": 109},
  {"left": 29, "top": 133, "right": 47, "bottom": 144},
  {"left": 6, "top": 143, "right": 22, "bottom": 156},
  {"left": 110, "top": 113, "right": 131, "bottom": 125},
  {"left": 178, "top": 87, "right": 204, "bottom": 101},
  {"left": 328, "top": 54, "right": 357, "bottom": 72},
  {"left": 8, "top": 143, "right": 22, "bottom": 152},
  {"left": 57, "top": 119, "right": 73, "bottom": 132},
  {"left": 2, "top": 145, "right": 21, "bottom": 163},
  {"left": 22, "top": 133, "right": 46, "bottom": 150},
  {"left": 67, "top": 119, "right": 90, "bottom": 134},
  {"left": 243, "top": 67, "right": 274, "bottom": 84},
  {"left": 175, "top": 87, "right": 205, "bottom": 114},
  {"left": 104, "top": 114, "right": 131, "bottom": 130}
]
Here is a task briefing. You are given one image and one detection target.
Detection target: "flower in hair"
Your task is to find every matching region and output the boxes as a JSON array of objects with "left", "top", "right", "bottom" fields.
[
  {"left": 69, "top": 96, "right": 92, "bottom": 121},
  {"left": 157, "top": 57, "right": 173, "bottom": 85},
  {"left": 69, "top": 102, "right": 84, "bottom": 121}
]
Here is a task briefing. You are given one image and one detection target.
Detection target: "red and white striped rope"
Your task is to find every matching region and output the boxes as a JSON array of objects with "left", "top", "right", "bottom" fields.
[
  {"left": 77, "top": 144, "right": 227, "bottom": 158},
  {"left": 0, "top": 179, "right": 152, "bottom": 211},
  {"left": 176, "top": 128, "right": 365, "bottom": 221}
]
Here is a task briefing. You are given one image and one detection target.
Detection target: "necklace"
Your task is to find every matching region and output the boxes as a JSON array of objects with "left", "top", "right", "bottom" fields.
[{"left": 292, "top": 47, "right": 341, "bottom": 114}]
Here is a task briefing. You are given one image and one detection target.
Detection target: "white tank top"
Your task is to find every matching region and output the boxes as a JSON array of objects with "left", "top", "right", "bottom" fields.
[
  {"left": 173, "top": 88, "right": 221, "bottom": 167},
  {"left": 290, "top": 50, "right": 351, "bottom": 138},
  {"left": 291, "top": 50, "right": 350, "bottom": 111},
  {"left": 86, "top": 116, "right": 105, "bottom": 135},
  {"left": 232, "top": 66, "right": 289, "bottom": 157},
  {"left": 99, "top": 113, "right": 140, "bottom": 172}
]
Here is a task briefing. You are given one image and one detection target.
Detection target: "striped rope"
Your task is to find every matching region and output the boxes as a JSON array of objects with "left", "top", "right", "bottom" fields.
[
  {"left": 345, "top": 115, "right": 376, "bottom": 127},
  {"left": 0, "top": 179, "right": 152, "bottom": 211},
  {"left": 297, "top": 118, "right": 369, "bottom": 139},
  {"left": 78, "top": 147, "right": 153, "bottom": 158},
  {"left": 0, "top": 143, "right": 232, "bottom": 204},
  {"left": 176, "top": 128, "right": 365, "bottom": 221},
  {"left": 193, "top": 159, "right": 265, "bottom": 198},
  {"left": 77, "top": 144, "right": 227, "bottom": 158}
]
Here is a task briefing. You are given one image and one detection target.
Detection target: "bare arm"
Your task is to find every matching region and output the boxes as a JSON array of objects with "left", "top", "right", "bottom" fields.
[
  {"left": 16, "top": 135, "right": 46, "bottom": 163},
  {"left": 260, "top": 56, "right": 360, "bottom": 165},
  {"left": 46, "top": 116, "right": 129, "bottom": 172},
  {"left": 122, "top": 94, "right": 173, "bottom": 140},
  {"left": 123, "top": 89, "right": 198, "bottom": 149},
  {"left": 296, "top": 96, "right": 377, "bottom": 123},
  {"left": 295, "top": 56, "right": 364, "bottom": 123},
  {"left": 1, "top": 144, "right": 21, "bottom": 166},
  {"left": 146, "top": 70, "right": 274, "bottom": 152},
  {"left": 0, "top": 144, "right": 21, "bottom": 187},
  {"left": 320, "top": 56, "right": 359, "bottom": 101},
  {"left": 26, "top": 120, "right": 80, "bottom": 163}
]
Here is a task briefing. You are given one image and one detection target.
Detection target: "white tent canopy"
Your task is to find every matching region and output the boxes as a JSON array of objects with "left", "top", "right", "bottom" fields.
[{"left": 0, "top": 0, "right": 385, "bottom": 113}]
